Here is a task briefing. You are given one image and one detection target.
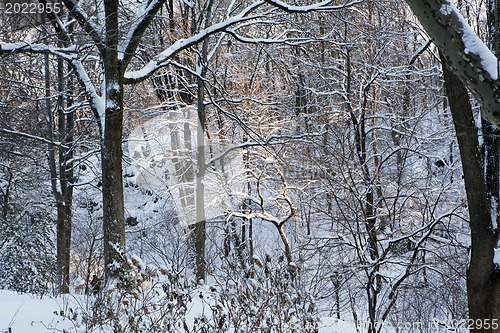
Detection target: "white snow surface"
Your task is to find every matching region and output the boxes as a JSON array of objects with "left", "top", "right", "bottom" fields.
[
  {"left": 0, "top": 290, "right": 375, "bottom": 332},
  {"left": 0, "top": 290, "right": 80, "bottom": 332}
]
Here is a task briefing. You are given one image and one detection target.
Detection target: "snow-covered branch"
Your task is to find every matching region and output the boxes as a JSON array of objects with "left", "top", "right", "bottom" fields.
[
  {"left": 405, "top": 0, "right": 500, "bottom": 125},
  {"left": 70, "top": 59, "right": 104, "bottom": 134},
  {"left": 0, "top": 128, "right": 68, "bottom": 148},
  {"left": 263, "top": 0, "right": 363, "bottom": 12},
  {"left": 206, "top": 132, "right": 326, "bottom": 167},
  {"left": 0, "top": 41, "right": 104, "bottom": 136},
  {"left": 225, "top": 28, "right": 315, "bottom": 46},
  {"left": 0, "top": 42, "right": 76, "bottom": 59},
  {"left": 119, "top": 0, "right": 167, "bottom": 67},
  {"left": 123, "top": 1, "right": 266, "bottom": 84},
  {"left": 61, "top": 0, "right": 104, "bottom": 47}
]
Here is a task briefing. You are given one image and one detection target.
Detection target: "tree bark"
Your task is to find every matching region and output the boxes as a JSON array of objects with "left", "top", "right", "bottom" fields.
[
  {"left": 191, "top": 0, "right": 215, "bottom": 283},
  {"left": 56, "top": 54, "right": 74, "bottom": 294},
  {"left": 42, "top": 10, "right": 75, "bottom": 294},
  {"left": 441, "top": 52, "right": 500, "bottom": 328},
  {"left": 102, "top": 0, "right": 126, "bottom": 279}
]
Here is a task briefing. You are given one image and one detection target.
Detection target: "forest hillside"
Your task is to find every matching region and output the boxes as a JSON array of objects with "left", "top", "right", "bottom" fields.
[{"left": 0, "top": 0, "right": 499, "bottom": 331}]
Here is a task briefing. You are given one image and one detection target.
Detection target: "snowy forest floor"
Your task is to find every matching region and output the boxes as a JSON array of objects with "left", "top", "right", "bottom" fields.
[{"left": 0, "top": 289, "right": 393, "bottom": 333}]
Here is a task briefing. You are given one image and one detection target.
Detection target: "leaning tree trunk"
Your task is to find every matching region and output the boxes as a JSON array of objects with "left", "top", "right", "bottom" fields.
[
  {"left": 441, "top": 53, "right": 500, "bottom": 328},
  {"left": 441, "top": 0, "right": 500, "bottom": 323}
]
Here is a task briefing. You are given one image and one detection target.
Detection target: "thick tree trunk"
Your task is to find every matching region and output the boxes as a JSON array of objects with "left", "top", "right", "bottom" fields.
[
  {"left": 102, "top": 0, "right": 126, "bottom": 280},
  {"left": 101, "top": 80, "right": 126, "bottom": 280},
  {"left": 101, "top": 79, "right": 125, "bottom": 280},
  {"left": 441, "top": 53, "right": 500, "bottom": 328}
]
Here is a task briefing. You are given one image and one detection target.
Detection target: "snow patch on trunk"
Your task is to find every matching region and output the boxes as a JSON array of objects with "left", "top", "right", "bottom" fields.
[
  {"left": 442, "top": 1, "right": 500, "bottom": 80},
  {"left": 491, "top": 196, "right": 498, "bottom": 230},
  {"left": 494, "top": 248, "right": 500, "bottom": 268}
]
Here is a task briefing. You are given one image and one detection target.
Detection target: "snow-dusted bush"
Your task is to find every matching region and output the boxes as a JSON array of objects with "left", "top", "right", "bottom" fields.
[
  {"left": 211, "top": 256, "right": 319, "bottom": 333},
  {"left": 67, "top": 254, "right": 317, "bottom": 333},
  {"left": 72, "top": 258, "right": 193, "bottom": 332},
  {"left": 0, "top": 211, "right": 56, "bottom": 295}
]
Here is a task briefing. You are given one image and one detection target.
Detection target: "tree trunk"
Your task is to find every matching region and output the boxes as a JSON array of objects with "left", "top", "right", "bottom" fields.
[
  {"left": 441, "top": 52, "right": 500, "bottom": 328},
  {"left": 276, "top": 224, "right": 293, "bottom": 264},
  {"left": 101, "top": 77, "right": 126, "bottom": 281},
  {"left": 191, "top": 0, "right": 214, "bottom": 283},
  {"left": 102, "top": 0, "right": 126, "bottom": 280},
  {"left": 194, "top": 41, "right": 207, "bottom": 284},
  {"left": 45, "top": 33, "right": 72, "bottom": 294},
  {"left": 56, "top": 54, "right": 74, "bottom": 294}
]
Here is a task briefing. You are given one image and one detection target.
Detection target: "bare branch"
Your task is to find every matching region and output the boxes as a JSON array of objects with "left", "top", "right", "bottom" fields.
[
  {"left": 123, "top": 1, "right": 266, "bottom": 84},
  {"left": 263, "top": 0, "right": 364, "bottom": 12},
  {"left": 61, "top": 0, "right": 104, "bottom": 48},
  {"left": 0, "top": 128, "right": 68, "bottom": 149},
  {"left": 409, "top": 38, "right": 432, "bottom": 65},
  {"left": 0, "top": 42, "right": 76, "bottom": 59},
  {"left": 119, "top": 0, "right": 168, "bottom": 68}
]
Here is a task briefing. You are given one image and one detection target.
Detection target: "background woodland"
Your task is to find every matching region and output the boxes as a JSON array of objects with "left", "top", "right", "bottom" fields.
[{"left": 0, "top": 0, "right": 493, "bottom": 330}]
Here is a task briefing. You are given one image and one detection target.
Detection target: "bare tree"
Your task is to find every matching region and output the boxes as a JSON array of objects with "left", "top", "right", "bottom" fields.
[
  {"left": 0, "top": 0, "right": 301, "bottom": 280},
  {"left": 405, "top": 0, "right": 500, "bottom": 324}
]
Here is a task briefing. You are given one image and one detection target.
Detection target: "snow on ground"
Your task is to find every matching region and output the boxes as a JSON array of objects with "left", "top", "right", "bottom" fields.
[
  {"left": 0, "top": 289, "right": 377, "bottom": 333},
  {"left": 0, "top": 290, "right": 79, "bottom": 332}
]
